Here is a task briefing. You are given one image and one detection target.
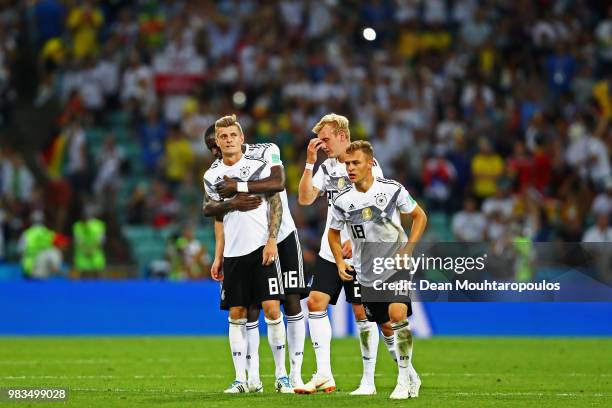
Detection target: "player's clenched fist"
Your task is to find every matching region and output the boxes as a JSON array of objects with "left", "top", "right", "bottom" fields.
[{"left": 306, "top": 138, "right": 324, "bottom": 164}]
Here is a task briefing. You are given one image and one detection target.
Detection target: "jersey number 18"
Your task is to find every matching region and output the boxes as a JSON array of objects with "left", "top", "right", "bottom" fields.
[{"left": 350, "top": 224, "right": 366, "bottom": 239}]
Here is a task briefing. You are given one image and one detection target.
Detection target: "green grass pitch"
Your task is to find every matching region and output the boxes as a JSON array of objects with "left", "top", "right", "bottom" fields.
[{"left": 0, "top": 337, "right": 610, "bottom": 407}]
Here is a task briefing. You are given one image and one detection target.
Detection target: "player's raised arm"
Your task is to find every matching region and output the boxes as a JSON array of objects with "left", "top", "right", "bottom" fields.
[
  {"left": 262, "top": 193, "right": 282, "bottom": 266},
  {"left": 298, "top": 138, "right": 324, "bottom": 205}
]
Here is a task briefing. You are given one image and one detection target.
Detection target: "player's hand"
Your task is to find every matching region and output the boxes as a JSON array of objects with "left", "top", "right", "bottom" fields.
[
  {"left": 218, "top": 176, "right": 238, "bottom": 198},
  {"left": 341, "top": 240, "right": 353, "bottom": 259},
  {"left": 231, "top": 193, "right": 262, "bottom": 211},
  {"left": 337, "top": 260, "right": 354, "bottom": 281},
  {"left": 306, "top": 138, "right": 324, "bottom": 164},
  {"left": 262, "top": 239, "right": 278, "bottom": 266},
  {"left": 211, "top": 258, "right": 224, "bottom": 281}
]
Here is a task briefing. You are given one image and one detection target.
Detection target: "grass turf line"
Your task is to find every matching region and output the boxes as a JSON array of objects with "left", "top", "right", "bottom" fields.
[{"left": 0, "top": 337, "right": 610, "bottom": 407}]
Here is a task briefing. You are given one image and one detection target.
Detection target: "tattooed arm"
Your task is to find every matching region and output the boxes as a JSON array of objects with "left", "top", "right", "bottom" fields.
[{"left": 262, "top": 192, "right": 282, "bottom": 266}]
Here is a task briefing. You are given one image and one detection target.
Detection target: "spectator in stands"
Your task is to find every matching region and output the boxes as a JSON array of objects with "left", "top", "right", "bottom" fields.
[
  {"left": 582, "top": 213, "right": 612, "bottom": 281},
  {"left": 64, "top": 117, "right": 89, "bottom": 206},
  {"left": 126, "top": 182, "right": 148, "bottom": 225},
  {"left": 93, "top": 134, "right": 125, "bottom": 212},
  {"left": 507, "top": 140, "right": 534, "bottom": 193},
  {"left": 566, "top": 116, "right": 611, "bottom": 189},
  {"left": 147, "top": 180, "right": 179, "bottom": 228},
  {"left": 67, "top": 0, "right": 104, "bottom": 59},
  {"left": 423, "top": 146, "right": 456, "bottom": 213},
  {"left": 482, "top": 181, "right": 515, "bottom": 222},
  {"left": 18, "top": 211, "right": 60, "bottom": 279},
  {"left": 0, "top": 150, "right": 34, "bottom": 206},
  {"left": 176, "top": 225, "right": 211, "bottom": 280},
  {"left": 164, "top": 125, "right": 193, "bottom": 189},
  {"left": 72, "top": 206, "right": 106, "bottom": 279},
  {"left": 121, "top": 52, "right": 156, "bottom": 117},
  {"left": 471, "top": 138, "right": 504, "bottom": 202},
  {"left": 592, "top": 178, "right": 612, "bottom": 217},
  {"left": 452, "top": 198, "right": 486, "bottom": 242},
  {"left": 138, "top": 106, "right": 167, "bottom": 175}
]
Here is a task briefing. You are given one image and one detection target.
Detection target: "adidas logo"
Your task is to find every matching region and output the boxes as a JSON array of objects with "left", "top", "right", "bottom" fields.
[
  {"left": 215, "top": 176, "right": 222, "bottom": 183},
  {"left": 349, "top": 204, "right": 356, "bottom": 210}
]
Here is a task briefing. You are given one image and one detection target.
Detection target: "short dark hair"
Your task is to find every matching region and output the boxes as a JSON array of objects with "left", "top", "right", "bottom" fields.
[{"left": 204, "top": 124, "right": 215, "bottom": 141}]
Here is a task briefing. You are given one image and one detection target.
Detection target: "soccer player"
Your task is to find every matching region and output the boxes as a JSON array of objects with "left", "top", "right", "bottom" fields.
[
  {"left": 328, "top": 141, "right": 427, "bottom": 399},
  {"left": 295, "top": 113, "right": 397, "bottom": 395},
  {"left": 203, "top": 115, "right": 293, "bottom": 394},
  {"left": 202, "top": 117, "right": 307, "bottom": 392}
]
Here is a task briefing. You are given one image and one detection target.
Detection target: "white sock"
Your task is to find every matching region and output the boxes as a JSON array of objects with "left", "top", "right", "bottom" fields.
[
  {"left": 228, "top": 317, "right": 247, "bottom": 383},
  {"left": 246, "top": 321, "right": 260, "bottom": 384},
  {"left": 265, "top": 314, "right": 287, "bottom": 378},
  {"left": 308, "top": 311, "right": 332, "bottom": 377},
  {"left": 286, "top": 312, "right": 305, "bottom": 383},
  {"left": 392, "top": 319, "right": 413, "bottom": 385},
  {"left": 382, "top": 333, "right": 397, "bottom": 362},
  {"left": 356, "top": 319, "right": 379, "bottom": 387}
]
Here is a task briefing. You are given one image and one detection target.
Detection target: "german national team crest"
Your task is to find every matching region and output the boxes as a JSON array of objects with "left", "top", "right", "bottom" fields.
[
  {"left": 375, "top": 193, "right": 388, "bottom": 207},
  {"left": 337, "top": 177, "right": 346, "bottom": 189},
  {"left": 239, "top": 166, "right": 250, "bottom": 179},
  {"left": 362, "top": 207, "right": 373, "bottom": 220}
]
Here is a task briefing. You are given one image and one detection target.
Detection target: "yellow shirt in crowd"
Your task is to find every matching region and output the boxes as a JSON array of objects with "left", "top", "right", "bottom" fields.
[{"left": 471, "top": 153, "right": 504, "bottom": 198}]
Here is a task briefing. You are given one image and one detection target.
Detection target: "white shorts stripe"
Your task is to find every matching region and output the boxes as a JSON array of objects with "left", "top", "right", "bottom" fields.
[
  {"left": 293, "top": 230, "right": 304, "bottom": 288},
  {"left": 274, "top": 257, "right": 284, "bottom": 295}
]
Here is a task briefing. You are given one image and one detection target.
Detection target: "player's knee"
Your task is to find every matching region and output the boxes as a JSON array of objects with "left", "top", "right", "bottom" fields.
[
  {"left": 380, "top": 321, "right": 394, "bottom": 337},
  {"left": 306, "top": 293, "right": 325, "bottom": 312},
  {"left": 228, "top": 307, "right": 247, "bottom": 320},
  {"left": 262, "top": 301, "right": 281, "bottom": 320},
  {"left": 389, "top": 305, "right": 408, "bottom": 323},
  {"left": 247, "top": 305, "right": 261, "bottom": 322},
  {"left": 283, "top": 294, "right": 302, "bottom": 316},
  {"left": 352, "top": 304, "right": 367, "bottom": 321}
]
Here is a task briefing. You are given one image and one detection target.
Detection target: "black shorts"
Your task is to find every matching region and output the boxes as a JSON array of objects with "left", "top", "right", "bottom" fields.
[
  {"left": 277, "top": 231, "right": 310, "bottom": 298},
  {"left": 220, "top": 246, "right": 284, "bottom": 310},
  {"left": 311, "top": 256, "right": 362, "bottom": 305},
  {"left": 363, "top": 301, "right": 413, "bottom": 325}
]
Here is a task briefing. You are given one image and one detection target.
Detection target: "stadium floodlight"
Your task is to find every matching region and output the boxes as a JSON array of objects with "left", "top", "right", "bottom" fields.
[
  {"left": 232, "top": 91, "right": 246, "bottom": 108},
  {"left": 363, "top": 27, "right": 376, "bottom": 41}
]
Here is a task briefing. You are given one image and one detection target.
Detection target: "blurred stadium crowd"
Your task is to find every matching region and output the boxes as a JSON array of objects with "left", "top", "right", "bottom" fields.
[{"left": 0, "top": 0, "right": 611, "bottom": 279}]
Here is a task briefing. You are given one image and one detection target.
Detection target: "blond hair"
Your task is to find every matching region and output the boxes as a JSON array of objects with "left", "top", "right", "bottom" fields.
[
  {"left": 311, "top": 113, "right": 350, "bottom": 139},
  {"left": 346, "top": 140, "right": 374, "bottom": 159},
  {"left": 215, "top": 114, "right": 244, "bottom": 136}
]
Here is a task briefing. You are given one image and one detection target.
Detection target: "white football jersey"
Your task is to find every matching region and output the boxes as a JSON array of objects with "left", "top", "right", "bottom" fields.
[
  {"left": 203, "top": 154, "right": 272, "bottom": 257},
  {"left": 312, "top": 157, "right": 383, "bottom": 263},
  {"left": 244, "top": 143, "right": 296, "bottom": 242},
  {"left": 330, "top": 177, "right": 417, "bottom": 283}
]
